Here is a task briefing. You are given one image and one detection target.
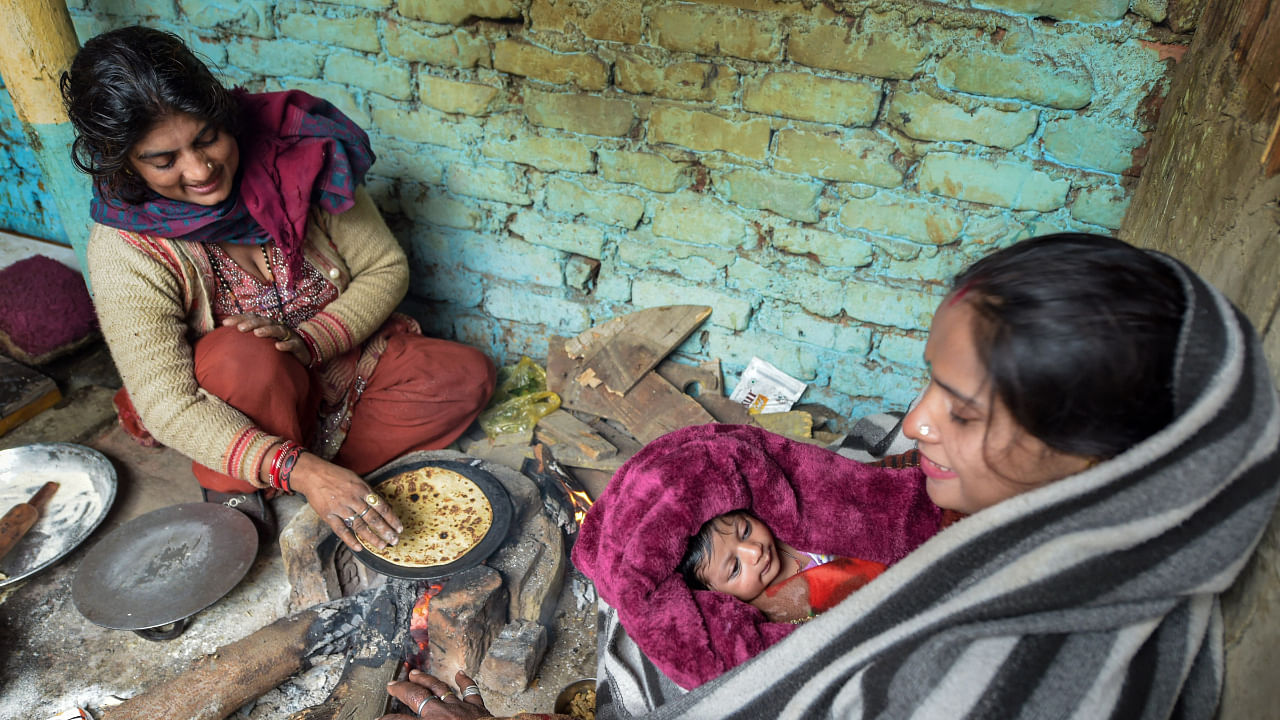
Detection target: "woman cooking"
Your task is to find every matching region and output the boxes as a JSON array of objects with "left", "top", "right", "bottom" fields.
[{"left": 60, "top": 26, "right": 496, "bottom": 552}]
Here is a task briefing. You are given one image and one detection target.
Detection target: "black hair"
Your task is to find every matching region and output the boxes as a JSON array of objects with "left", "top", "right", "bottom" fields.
[
  {"left": 677, "top": 511, "right": 750, "bottom": 591},
  {"left": 953, "top": 233, "right": 1185, "bottom": 460},
  {"left": 60, "top": 26, "right": 239, "bottom": 204}
]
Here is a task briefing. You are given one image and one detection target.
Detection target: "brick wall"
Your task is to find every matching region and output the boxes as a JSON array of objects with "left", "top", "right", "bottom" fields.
[
  {"left": 0, "top": 71, "right": 68, "bottom": 243},
  {"left": 62, "top": 0, "right": 1191, "bottom": 418}
]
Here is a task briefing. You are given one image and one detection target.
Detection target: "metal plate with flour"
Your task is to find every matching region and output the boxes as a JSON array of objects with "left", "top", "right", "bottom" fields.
[{"left": 0, "top": 443, "right": 117, "bottom": 589}]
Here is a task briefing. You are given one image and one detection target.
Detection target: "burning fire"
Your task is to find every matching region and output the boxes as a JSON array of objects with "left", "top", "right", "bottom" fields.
[
  {"left": 408, "top": 582, "right": 445, "bottom": 671},
  {"left": 566, "top": 488, "right": 593, "bottom": 526}
]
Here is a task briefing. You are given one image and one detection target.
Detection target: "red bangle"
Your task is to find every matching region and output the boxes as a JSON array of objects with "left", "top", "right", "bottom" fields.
[{"left": 269, "top": 440, "right": 303, "bottom": 493}]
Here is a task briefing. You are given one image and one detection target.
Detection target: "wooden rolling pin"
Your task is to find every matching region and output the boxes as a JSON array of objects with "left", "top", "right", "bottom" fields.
[{"left": 0, "top": 481, "right": 59, "bottom": 562}]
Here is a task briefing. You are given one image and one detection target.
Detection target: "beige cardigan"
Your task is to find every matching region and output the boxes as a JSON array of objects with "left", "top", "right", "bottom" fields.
[{"left": 87, "top": 188, "right": 409, "bottom": 487}]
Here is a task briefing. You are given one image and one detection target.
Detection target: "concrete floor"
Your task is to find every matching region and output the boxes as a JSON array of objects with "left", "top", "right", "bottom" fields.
[{"left": 0, "top": 342, "right": 596, "bottom": 719}]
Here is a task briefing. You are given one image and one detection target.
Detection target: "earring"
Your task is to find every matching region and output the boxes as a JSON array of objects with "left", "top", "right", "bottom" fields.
[
  {"left": 206, "top": 161, "right": 214, "bottom": 169},
  {"left": 918, "top": 424, "right": 931, "bottom": 437}
]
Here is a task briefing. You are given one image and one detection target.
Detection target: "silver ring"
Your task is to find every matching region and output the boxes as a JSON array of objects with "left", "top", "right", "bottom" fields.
[
  {"left": 342, "top": 514, "right": 355, "bottom": 528},
  {"left": 415, "top": 695, "right": 436, "bottom": 714},
  {"left": 462, "top": 685, "right": 481, "bottom": 698},
  {"left": 357, "top": 506, "right": 372, "bottom": 519}
]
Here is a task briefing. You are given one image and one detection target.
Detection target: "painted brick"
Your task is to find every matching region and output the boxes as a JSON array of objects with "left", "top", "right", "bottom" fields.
[
  {"left": 743, "top": 72, "right": 880, "bottom": 127},
  {"left": 839, "top": 194, "right": 966, "bottom": 246},
  {"left": 227, "top": 38, "right": 321, "bottom": 78},
  {"left": 595, "top": 273, "right": 632, "bottom": 303},
  {"left": 401, "top": 186, "right": 484, "bottom": 230},
  {"left": 399, "top": 0, "right": 519, "bottom": 25},
  {"left": 1042, "top": 116, "right": 1146, "bottom": 174},
  {"left": 843, "top": 281, "right": 939, "bottom": 331},
  {"left": 410, "top": 263, "right": 485, "bottom": 307},
  {"left": 1070, "top": 184, "right": 1130, "bottom": 229},
  {"left": 972, "top": 0, "right": 1128, "bottom": 22},
  {"left": 278, "top": 11, "right": 379, "bottom": 53},
  {"left": 633, "top": 278, "right": 752, "bottom": 331},
  {"left": 649, "top": 107, "right": 770, "bottom": 160},
  {"left": 524, "top": 90, "right": 636, "bottom": 138},
  {"left": 370, "top": 98, "right": 482, "bottom": 149},
  {"left": 564, "top": 256, "right": 600, "bottom": 290},
  {"left": 650, "top": 4, "right": 783, "bottom": 63},
  {"left": 313, "top": 0, "right": 390, "bottom": 8},
  {"left": 452, "top": 311, "right": 501, "bottom": 358},
  {"left": 182, "top": 32, "right": 229, "bottom": 66},
  {"left": 530, "top": 0, "right": 643, "bottom": 43},
  {"left": 502, "top": 323, "right": 553, "bottom": 364},
  {"left": 420, "top": 75, "right": 501, "bottom": 116},
  {"left": 617, "top": 230, "right": 735, "bottom": 282},
  {"left": 406, "top": 225, "right": 463, "bottom": 266},
  {"left": 545, "top": 177, "right": 645, "bottom": 229},
  {"left": 326, "top": 54, "right": 412, "bottom": 100},
  {"left": 788, "top": 24, "right": 929, "bottom": 80},
  {"left": 1132, "top": 0, "right": 1168, "bottom": 23},
  {"left": 887, "top": 90, "right": 1039, "bottom": 150},
  {"left": 650, "top": 192, "right": 753, "bottom": 248},
  {"left": 463, "top": 234, "right": 565, "bottom": 287},
  {"left": 936, "top": 51, "right": 1092, "bottom": 110},
  {"left": 484, "top": 285, "right": 591, "bottom": 333},
  {"left": 879, "top": 246, "right": 973, "bottom": 285},
  {"left": 493, "top": 40, "right": 609, "bottom": 91},
  {"left": 917, "top": 153, "right": 1069, "bottom": 212},
  {"left": 509, "top": 212, "right": 606, "bottom": 259},
  {"left": 755, "top": 301, "right": 873, "bottom": 354},
  {"left": 827, "top": 356, "right": 925, "bottom": 407},
  {"left": 364, "top": 177, "right": 398, "bottom": 214},
  {"left": 615, "top": 55, "right": 738, "bottom": 104},
  {"left": 386, "top": 22, "right": 489, "bottom": 68},
  {"left": 264, "top": 78, "right": 370, "bottom": 128},
  {"left": 875, "top": 332, "right": 925, "bottom": 366},
  {"left": 774, "top": 129, "right": 903, "bottom": 188},
  {"left": 122, "top": 0, "right": 178, "bottom": 19},
  {"left": 729, "top": 257, "right": 844, "bottom": 317},
  {"left": 598, "top": 150, "right": 691, "bottom": 193},
  {"left": 773, "top": 227, "right": 873, "bottom": 268},
  {"left": 369, "top": 138, "right": 448, "bottom": 186},
  {"left": 705, "top": 330, "right": 819, "bottom": 382},
  {"left": 446, "top": 164, "right": 531, "bottom": 206},
  {"left": 712, "top": 168, "right": 821, "bottom": 223},
  {"left": 481, "top": 131, "right": 594, "bottom": 173}
]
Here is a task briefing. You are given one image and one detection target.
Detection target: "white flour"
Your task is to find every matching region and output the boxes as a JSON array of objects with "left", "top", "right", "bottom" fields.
[{"left": 0, "top": 467, "right": 105, "bottom": 574}]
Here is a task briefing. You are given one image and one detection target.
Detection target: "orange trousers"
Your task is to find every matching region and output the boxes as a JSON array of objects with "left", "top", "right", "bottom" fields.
[{"left": 190, "top": 325, "right": 495, "bottom": 493}]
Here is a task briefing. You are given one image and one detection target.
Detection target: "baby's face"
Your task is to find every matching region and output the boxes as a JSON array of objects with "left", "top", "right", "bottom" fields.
[{"left": 698, "top": 513, "right": 782, "bottom": 602}]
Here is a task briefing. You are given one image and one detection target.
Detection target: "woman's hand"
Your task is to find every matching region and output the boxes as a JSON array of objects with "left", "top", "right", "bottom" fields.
[
  {"left": 288, "top": 452, "right": 402, "bottom": 552},
  {"left": 379, "top": 670, "right": 493, "bottom": 719},
  {"left": 222, "top": 313, "right": 312, "bottom": 366}
]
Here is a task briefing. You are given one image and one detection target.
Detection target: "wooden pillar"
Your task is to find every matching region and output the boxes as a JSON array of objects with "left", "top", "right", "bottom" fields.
[
  {"left": 0, "top": 0, "right": 92, "bottom": 274},
  {"left": 1120, "top": 4, "right": 1280, "bottom": 720}
]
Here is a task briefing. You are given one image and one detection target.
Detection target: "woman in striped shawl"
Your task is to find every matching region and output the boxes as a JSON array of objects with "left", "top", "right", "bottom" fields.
[{"left": 578, "top": 233, "right": 1280, "bottom": 720}]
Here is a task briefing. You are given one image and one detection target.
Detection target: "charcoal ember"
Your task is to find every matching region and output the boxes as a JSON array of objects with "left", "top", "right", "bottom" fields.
[
  {"left": 428, "top": 565, "right": 508, "bottom": 681},
  {"left": 479, "top": 620, "right": 550, "bottom": 694}
]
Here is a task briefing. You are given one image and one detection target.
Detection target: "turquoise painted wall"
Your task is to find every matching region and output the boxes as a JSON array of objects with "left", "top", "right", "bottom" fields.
[
  {"left": 0, "top": 71, "right": 68, "bottom": 243},
  {"left": 26, "top": 0, "right": 1192, "bottom": 420}
]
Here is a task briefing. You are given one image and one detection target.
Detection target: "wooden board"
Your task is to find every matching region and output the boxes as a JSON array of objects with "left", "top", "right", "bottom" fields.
[
  {"left": 0, "top": 355, "right": 60, "bottom": 437},
  {"left": 655, "top": 359, "right": 757, "bottom": 425},
  {"left": 535, "top": 410, "right": 617, "bottom": 460},
  {"left": 566, "top": 306, "right": 711, "bottom": 397},
  {"left": 547, "top": 337, "right": 714, "bottom": 444}
]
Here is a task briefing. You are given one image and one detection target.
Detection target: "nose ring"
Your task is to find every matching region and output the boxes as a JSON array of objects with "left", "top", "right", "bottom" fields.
[
  {"left": 206, "top": 161, "right": 214, "bottom": 169},
  {"left": 919, "top": 424, "right": 931, "bottom": 437}
]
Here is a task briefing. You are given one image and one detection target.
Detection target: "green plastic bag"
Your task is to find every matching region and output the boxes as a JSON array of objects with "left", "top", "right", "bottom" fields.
[{"left": 479, "top": 357, "right": 562, "bottom": 438}]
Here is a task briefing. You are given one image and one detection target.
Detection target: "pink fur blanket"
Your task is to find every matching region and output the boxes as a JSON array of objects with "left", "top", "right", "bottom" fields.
[{"left": 571, "top": 423, "right": 942, "bottom": 689}]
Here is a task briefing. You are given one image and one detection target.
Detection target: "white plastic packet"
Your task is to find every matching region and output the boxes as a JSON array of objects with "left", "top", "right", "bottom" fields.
[
  {"left": 729, "top": 357, "right": 807, "bottom": 414},
  {"left": 46, "top": 710, "right": 94, "bottom": 720}
]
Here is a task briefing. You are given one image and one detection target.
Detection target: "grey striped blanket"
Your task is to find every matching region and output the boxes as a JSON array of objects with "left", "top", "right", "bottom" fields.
[{"left": 594, "top": 256, "right": 1280, "bottom": 719}]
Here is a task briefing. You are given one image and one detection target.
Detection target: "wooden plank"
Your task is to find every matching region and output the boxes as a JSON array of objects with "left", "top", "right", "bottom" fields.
[
  {"left": 655, "top": 359, "right": 756, "bottom": 425},
  {"left": 535, "top": 410, "right": 617, "bottom": 460},
  {"left": 547, "top": 337, "right": 714, "bottom": 444},
  {"left": 0, "top": 355, "right": 60, "bottom": 437},
  {"left": 566, "top": 306, "right": 712, "bottom": 397}
]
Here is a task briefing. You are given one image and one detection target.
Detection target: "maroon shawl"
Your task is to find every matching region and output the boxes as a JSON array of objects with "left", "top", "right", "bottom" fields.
[{"left": 571, "top": 423, "right": 942, "bottom": 689}]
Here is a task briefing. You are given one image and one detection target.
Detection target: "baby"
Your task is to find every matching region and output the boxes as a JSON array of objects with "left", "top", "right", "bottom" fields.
[{"left": 677, "top": 510, "right": 884, "bottom": 622}]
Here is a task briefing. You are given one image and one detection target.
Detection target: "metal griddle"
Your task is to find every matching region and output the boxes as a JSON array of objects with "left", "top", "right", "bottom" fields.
[
  {"left": 352, "top": 459, "right": 513, "bottom": 580},
  {"left": 71, "top": 502, "right": 258, "bottom": 640}
]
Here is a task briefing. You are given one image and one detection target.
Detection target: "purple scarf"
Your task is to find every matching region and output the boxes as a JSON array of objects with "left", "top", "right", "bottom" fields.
[{"left": 90, "top": 89, "right": 374, "bottom": 272}]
